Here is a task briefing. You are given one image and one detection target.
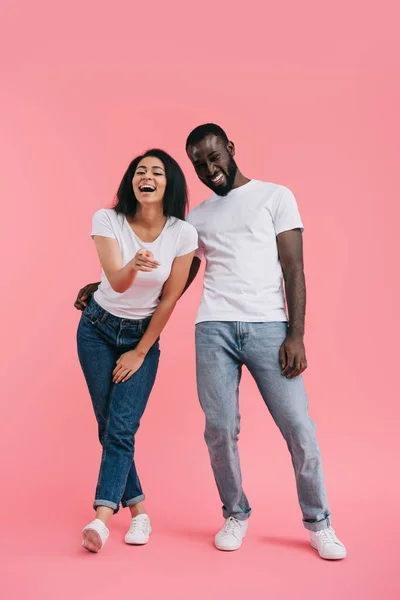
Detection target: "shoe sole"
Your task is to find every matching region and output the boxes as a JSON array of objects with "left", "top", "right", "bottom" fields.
[
  {"left": 215, "top": 544, "right": 242, "bottom": 551},
  {"left": 125, "top": 529, "right": 151, "bottom": 545},
  {"left": 82, "top": 528, "right": 103, "bottom": 553},
  {"left": 215, "top": 533, "right": 246, "bottom": 552},
  {"left": 310, "top": 540, "right": 346, "bottom": 560},
  {"left": 125, "top": 538, "right": 150, "bottom": 545}
]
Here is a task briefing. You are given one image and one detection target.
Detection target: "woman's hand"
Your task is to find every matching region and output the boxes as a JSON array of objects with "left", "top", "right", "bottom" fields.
[
  {"left": 113, "top": 350, "right": 144, "bottom": 383},
  {"left": 130, "top": 249, "right": 160, "bottom": 273}
]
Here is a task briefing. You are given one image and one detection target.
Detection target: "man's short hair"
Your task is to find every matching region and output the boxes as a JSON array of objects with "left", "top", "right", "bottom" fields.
[{"left": 186, "top": 123, "right": 229, "bottom": 149}]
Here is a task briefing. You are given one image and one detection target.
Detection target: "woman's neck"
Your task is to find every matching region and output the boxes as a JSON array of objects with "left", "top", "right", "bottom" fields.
[{"left": 128, "top": 206, "right": 167, "bottom": 229}]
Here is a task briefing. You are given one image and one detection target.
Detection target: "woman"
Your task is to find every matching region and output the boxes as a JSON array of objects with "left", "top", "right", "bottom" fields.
[{"left": 77, "top": 149, "right": 198, "bottom": 552}]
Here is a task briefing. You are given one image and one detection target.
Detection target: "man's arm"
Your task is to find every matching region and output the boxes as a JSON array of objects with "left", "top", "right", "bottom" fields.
[
  {"left": 74, "top": 282, "right": 100, "bottom": 310},
  {"left": 181, "top": 256, "right": 201, "bottom": 296},
  {"left": 277, "top": 229, "right": 307, "bottom": 379}
]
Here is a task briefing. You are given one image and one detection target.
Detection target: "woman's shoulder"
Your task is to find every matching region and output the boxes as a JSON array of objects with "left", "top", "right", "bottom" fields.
[
  {"left": 92, "top": 208, "right": 125, "bottom": 228},
  {"left": 93, "top": 207, "right": 119, "bottom": 220},
  {"left": 168, "top": 217, "right": 198, "bottom": 234},
  {"left": 167, "top": 217, "right": 198, "bottom": 251}
]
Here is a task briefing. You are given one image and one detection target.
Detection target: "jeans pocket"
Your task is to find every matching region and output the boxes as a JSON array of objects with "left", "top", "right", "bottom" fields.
[
  {"left": 251, "top": 322, "right": 287, "bottom": 347},
  {"left": 82, "top": 305, "right": 99, "bottom": 325}
]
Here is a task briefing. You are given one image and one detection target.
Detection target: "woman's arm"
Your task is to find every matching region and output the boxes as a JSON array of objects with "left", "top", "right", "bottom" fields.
[
  {"left": 93, "top": 236, "right": 159, "bottom": 293},
  {"left": 74, "top": 256, "right": 201, "bottom": 310},
  {"left": 112, "top": 250, "right": 195, "bottom": 383}
]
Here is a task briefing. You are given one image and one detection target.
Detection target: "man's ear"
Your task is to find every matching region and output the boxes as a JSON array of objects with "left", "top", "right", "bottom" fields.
[{"left": 227, "top": 141, "right": 235, "bottom": 157}]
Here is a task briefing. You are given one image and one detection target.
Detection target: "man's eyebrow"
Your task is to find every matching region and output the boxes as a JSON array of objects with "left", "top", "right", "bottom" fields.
[{"left": 193, "top": 151, "right": 219, "bottom": 165}]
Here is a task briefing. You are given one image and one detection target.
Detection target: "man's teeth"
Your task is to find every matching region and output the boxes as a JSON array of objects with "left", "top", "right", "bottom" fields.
[{"left": 211, "top": 173, "right": 223, "bottom": 183}]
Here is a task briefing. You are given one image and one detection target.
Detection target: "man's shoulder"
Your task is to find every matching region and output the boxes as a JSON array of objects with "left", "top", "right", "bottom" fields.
[
  {"left": 251, "top": 181, "right": 298, "bottom": 207},
  {"left": 186, "top": 195, "right": 215, "bottom": 223},
  {"left": 252, "top": 180, "right": 289, "bottom": 194}
]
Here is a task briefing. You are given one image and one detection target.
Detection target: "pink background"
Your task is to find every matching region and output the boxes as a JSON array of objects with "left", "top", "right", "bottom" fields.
[{"left": 1, "top": 1, "right": 399, "bottom": 598}]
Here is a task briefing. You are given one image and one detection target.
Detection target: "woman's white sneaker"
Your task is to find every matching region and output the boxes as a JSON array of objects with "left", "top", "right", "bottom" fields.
[
  {"left": 215, "top": 517, "right": 249, "bottom": 551},
  {"left": 82, "top": 519, "right": 109, "bottom": 553},
  {"left": 310, "top": 526, "right": 346, "bottom": 559},
  {"left": 125, "top": 514, "right": 152, "bottom": 545}
]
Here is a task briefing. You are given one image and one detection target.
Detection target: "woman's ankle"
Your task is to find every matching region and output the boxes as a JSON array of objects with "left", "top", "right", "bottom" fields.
[
  {"left": 129, "top": 501, "right": 147, "bottom": 518},
  {"left": 95, "top": 506, "right": 113, "bottom": 527}
]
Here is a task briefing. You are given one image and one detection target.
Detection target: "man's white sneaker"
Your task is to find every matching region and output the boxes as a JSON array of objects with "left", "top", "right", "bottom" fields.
[
  {"left": 125, "top": 514, "right": 152, "bottom": 545},
  {"left": 215, "top": 516, "right": 248, "bottom": 551},
  {"left": 82, "top": 519, "right": 109, "bottom": 553},
  {"left": 310, "top": 526, "right": 346, "bottom": 560}
]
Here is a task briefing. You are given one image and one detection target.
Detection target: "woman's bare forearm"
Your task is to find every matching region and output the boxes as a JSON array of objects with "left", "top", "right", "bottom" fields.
[
  {"left": 135, "top": 297, "right": 177, "bottom": 357},
  {"left": 107, "top": 263, "right": 138, "bottom": 293}
]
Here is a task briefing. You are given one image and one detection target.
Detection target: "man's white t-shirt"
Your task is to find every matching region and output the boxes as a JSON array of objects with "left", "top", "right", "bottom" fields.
[
  {"left": 186, "top": 180, "right": 304, "bottom": 324},
  {"left": 91, "top": 209, "right": 198, "bottom": 319}
]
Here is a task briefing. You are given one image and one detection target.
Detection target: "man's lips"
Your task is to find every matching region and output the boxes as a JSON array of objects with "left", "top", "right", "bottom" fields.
[{"left": 209, "top": 172, "right": 225, "bottom": 185}]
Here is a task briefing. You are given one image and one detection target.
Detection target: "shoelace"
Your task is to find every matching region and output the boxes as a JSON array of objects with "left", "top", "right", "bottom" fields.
[
  {"left": 316, "top": 527, "right": 339, "bottom": 544},
  {"left": 129, "top": 517, "right": 148, "bottom": 534},
  {"left": 223, "top": 517, "right": 241, "bottom": 536}
]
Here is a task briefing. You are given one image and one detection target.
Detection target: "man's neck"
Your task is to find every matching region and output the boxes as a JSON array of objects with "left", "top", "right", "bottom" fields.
[{"left": 231, "top": 170, "right": 251, "bottom": 190}]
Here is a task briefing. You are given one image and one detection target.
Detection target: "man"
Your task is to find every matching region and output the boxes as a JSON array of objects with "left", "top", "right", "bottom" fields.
[{"left": 75, "top": 124, "right": 346, "bottom": 559}]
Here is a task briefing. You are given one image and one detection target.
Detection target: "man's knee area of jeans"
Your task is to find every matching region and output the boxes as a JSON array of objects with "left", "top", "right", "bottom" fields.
[
  {"left": 279, "top": 409, "right": 315, "bottom": 434},
  {"left": 205, "top": 422, "right": 239, "bottom": 442},
  {"left": 284, "top": 422, "right": 319, "bottom": 453}
]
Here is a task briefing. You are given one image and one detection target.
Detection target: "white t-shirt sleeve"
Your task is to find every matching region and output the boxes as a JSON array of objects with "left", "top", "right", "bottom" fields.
[
  {"left": 272, "top": 186, "right": 304, "bottom": 235},
  {"left": 176, "top": 221, "right": 198, "bottom": 257},
  {"left": 91, "top": 209, "right": 117, "bottom": 239}
]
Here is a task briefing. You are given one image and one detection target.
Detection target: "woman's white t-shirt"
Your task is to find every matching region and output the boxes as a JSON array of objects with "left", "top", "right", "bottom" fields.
[{"left": 91, "top": 209, "right": 198, "bottom": 319}]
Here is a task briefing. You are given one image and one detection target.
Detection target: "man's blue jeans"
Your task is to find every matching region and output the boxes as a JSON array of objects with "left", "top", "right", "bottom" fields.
[
  {"left": 195, "top": 321, "right": 331, "bottom": 532},
  {"left": 77, "top": 297, "right": 160, "bottom": 513}
]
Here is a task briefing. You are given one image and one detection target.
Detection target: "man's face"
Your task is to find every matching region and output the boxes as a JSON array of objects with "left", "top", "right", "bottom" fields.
[{"left": 187, "top": 134, "right": 238, "bottom": 196}]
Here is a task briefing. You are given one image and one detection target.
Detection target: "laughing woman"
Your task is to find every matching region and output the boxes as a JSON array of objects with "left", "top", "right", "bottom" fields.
[{"left": 77, "top": 149, "right": 197, "bottom": 552}]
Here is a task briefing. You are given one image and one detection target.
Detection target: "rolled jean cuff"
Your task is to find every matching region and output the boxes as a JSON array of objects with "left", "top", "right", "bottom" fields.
[
  {"left": 121, "top": 494, "right": 145, "bottom": 508},
  {"left": 303, "top": 515, "right": 331, "bottom": 532},
  {"left": 93, "top": 499, "right": 119, "bottom": 512},
  {"left": 222, "top": 508, "right": 252, "bottom": 521}
]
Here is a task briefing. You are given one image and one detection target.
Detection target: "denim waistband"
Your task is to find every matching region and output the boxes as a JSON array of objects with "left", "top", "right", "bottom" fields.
[{"left": 87, "top": 296, "right": 152, "bottom": 333}]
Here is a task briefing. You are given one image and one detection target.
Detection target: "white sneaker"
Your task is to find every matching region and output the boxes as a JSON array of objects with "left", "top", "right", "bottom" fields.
[
  {"left": 125, "top": 514, "right": 152, "bottom": 545},
  {"left": 215, "top": 517, "right": 249, "bottom": 551},
  {"left": 310, "top": 526, "right": 346, "bottom": 560},
  {"left": 82, "top": 518, "right": 109, "bottom": 553}
]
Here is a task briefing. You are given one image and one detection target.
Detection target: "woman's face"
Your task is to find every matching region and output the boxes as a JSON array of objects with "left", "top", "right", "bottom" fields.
[{"left": 132, "top": 156, "right": 167, "bottom": 208}]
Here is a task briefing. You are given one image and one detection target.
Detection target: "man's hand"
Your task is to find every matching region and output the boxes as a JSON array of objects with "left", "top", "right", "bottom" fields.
[
  {"left": 74, "top": 282, "right": 100, "bottom": 310},
  {"left": 279, "top": 334, "right": 307, "bottom": 379},
  {"left": 113, "top": 350, "right": 144, "bottom": 383}
]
